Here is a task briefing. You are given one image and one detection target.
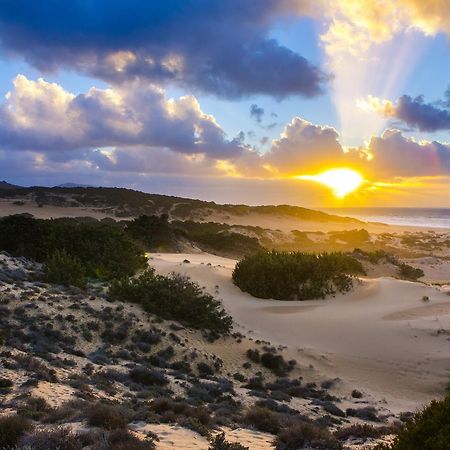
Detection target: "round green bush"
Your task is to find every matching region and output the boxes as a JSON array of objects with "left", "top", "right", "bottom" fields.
[{"left": 232, "top": 250, "right": 364, "bottom": 300}]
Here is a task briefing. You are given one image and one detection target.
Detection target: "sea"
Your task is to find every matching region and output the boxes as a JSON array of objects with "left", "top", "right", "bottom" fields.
[{"left": 324, "top": 208, "right": 450, "bottom": 229}]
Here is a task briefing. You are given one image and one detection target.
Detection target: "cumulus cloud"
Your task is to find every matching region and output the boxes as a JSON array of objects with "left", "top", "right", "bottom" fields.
[
  {"left": 0, "top": 75, "right": 245, "bottom": 158},
  {"left": 263, "top": 118, "right": 350, "bottom": 175},
  {"left": 2, "top": 75, "right": 450, "bottom": 187},
  {"left": 320, "top": 0, "right": 450, "bottom": 58},
  {"left": 358, "top": 92, "right": 450, "bottom": 132},
  {"left": 363, "top": 129, "right": 450, "bottom": 178},
  {"left": 0, "top": 0, "right": 327, "bottom": 99}
]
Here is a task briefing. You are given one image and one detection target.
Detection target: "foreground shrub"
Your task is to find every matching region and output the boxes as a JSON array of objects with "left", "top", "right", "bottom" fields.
[
  {"left": 233, "top": 250, "right": 364, "bottom": 300},
  {"left": 0, "top": 415, "right": 33, "bottom": 448},
  {"left": 209, "top": 432, "right": 249, "bottom": 450},
  {"left": 376, "top": 394, "right": 450, "bottom": 450},
  {"left": 275, "top": 422, "right": 342, "bottom": 450},
  {"left": 44, "top": 249, "right": 86, "bottom": 287},
  {"left": 87, "top": 402, "right": 129, "bottom": 430},
  {"left": 109, "top": 269, "right": 232, "bottom": 333}
]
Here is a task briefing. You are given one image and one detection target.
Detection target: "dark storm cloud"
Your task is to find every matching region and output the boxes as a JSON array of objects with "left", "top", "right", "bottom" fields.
[{"left": 0, "top": 0, "right": 328, "bottom": 98}]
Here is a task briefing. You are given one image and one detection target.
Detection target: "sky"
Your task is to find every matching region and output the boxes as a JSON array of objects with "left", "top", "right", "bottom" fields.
[{"left": 1, "top": 0, "right": 450, "bottom": 207}]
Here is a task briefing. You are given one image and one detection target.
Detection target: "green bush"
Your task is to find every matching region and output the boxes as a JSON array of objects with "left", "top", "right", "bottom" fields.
[
  {"left": 44, "top": 249, "right": 86, "bottom": 287},
  {"left": 376, "top": 394, "right": 450, "bottom": 450},
  {"left": 398, "top": 263, "right": 424, "bottom": 281},
  {"left": 328, "top": 228, "right": 370, "bottom": 245},
  {"left": 109, "top": 269, "right": 233, "bottom": 333},
  {"left": 125, "top": 214, "right": 177, "bottom": 251},
  {"left": 191, "top": 231, "right": 263, "bottom": 256},
  {"left": 232, "top": 250, "right": 364, "bottom": 300},
  {"left": 0, "top": 215, "right": 147, "bottom": 280},
  {"left": 173, "top": 220, "right": 264, "bottom": 256}
]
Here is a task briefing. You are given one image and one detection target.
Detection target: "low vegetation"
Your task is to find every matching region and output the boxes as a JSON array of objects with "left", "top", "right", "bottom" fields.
[
  {"left": 397, "top": 263, "right": 424, "bottom": 281},
  {"left": 109, "top": 269, "right": 233, "bottom": 333},
  {"left": 275, "top": 422, "right": 342, "bottom": 450},
  {"left": 376, "top": 393, "right": 450, "bottom": 450},
  {"left": 232, "top": 250, "right": 364, "bottom": 300},
  {"left": 43, "top": 249, "right": 86, "bottom": 288},
  {"left": 0, "top": 215, "right": 147, "bottom": 286},
  {"left": 0, "top": 415, "right": 33, "bottom": 448}
]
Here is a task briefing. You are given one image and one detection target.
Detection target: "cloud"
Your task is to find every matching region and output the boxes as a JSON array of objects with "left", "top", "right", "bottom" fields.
[
  {"left": 263, "top": 118, "right": 351, "bottom": 175},
  {"left": 250, "top": 104, "right": 265, "bottom": 123},
  {"left": 0, "top": 75, "right": 245, "bottom": 158},
  {"left": 358, "top": 93, "right": 450, "bottom": 132},
  {"left": 363, "top": 129, "right": 450, "bottom": 178},
  {"left": 319, "top": 0, "right": 450, "bottom": 58},
  {"left": 2, "top": 75, "right": 450, "bottom": 190},
  {"left": 0, "top": 0, "right": 327, "bottom": 99}
]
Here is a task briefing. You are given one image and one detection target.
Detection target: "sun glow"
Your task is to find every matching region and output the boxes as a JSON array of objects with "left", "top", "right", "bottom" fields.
[{"left": 296, "top": 168, "right": 363, "bottom": 198}]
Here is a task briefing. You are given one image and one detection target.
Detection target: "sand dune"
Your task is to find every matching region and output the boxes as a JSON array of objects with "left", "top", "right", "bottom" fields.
[{"left": 150, "top": 252, "right": 450, "bottom": 414}]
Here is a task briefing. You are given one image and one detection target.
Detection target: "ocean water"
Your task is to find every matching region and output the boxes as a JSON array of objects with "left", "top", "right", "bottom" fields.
[{"left": 324, "top": 208, "right": 450, "bottom": 229}]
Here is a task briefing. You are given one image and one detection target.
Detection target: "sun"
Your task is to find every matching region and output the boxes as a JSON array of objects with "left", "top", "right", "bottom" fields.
[{"left": 295, "top": 168, "right": 363, "bottom": 198}]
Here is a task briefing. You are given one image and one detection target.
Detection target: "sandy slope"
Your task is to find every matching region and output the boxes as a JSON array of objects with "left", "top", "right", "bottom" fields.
[{"left": 150, "top": 252, "right": 450, "bottom": 414}]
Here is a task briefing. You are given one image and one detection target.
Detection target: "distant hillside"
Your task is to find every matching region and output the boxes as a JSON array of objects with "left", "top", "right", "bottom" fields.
[
  {"left": 0, "top": 181, "right": 22, "bottom": 190},
  {"left": 55, "top": 182, "right": 95, "bottom": 188},
  {"left": 0, "top": 184, "right": 361, "bottom": 224}
]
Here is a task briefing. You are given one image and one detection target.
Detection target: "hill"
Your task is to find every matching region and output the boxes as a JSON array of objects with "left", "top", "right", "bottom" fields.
[
  {"left": 0, "top": 184, "right": 361, "bottom": 224},
  {"left": 0, "top": 180, "right": 22, "bottom": 190}
]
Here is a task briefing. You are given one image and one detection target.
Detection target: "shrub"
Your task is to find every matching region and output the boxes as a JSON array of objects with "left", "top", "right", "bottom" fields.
[
  {"left": 335, "top": 423, "right": 392, "bottom": 440},
  {"left": 246, "top": 349, "right": 260, "bottom": 363},
  {"left": 0, "top": 215, "right": 147, "bottom": 280},
  {"left": 244, "top": 406, "right": 280, "bottom": 434},
  {"left": 18, "top": 396, "right": 51, "bottom": 420},
  {"left": 375, "top": 393, "right": 450, "bottom": 450},
  {"left": 328, "top": 229, "right": 370, "bottom": 245},
  {"left": 109, "top": 269, "right": 232, "bottom": 333},
  {"left": 44, "top": 249, "right": 86, "bottom": 287},
  {"left": 125, "top": 214, "right": 177, "bottom": 251},
  {"left": 208, "top": 433, "right": 249, "bottom": 450},
  {"left": 0, "top": 377, "right": 13, "bottom": 389},
  {"left": 275, "top": 422, "right": 342, "bottom": 450},
  {"left": 260, "top": 352, "right": 291, "bottom": 376},
  {"left": 86, "top": 403, "right": 129, "bottom": 430},
  {"left": 107, "top": 429, "right": 157, "bottom": 450},
  {"left": 233, "top": 250, "right": 364, "bottom": 300},
  {"left": 0, "top": 415, "right": 33, "bottom": 448},
  {"left": 129, "top": 366, "right": 169, "bottom": 386},
  {"left": 398, "top": 263, "right": 424, "bottom": 281},
  {"left": 17, "top": 427, "right": 82, "bottom": 450}
]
